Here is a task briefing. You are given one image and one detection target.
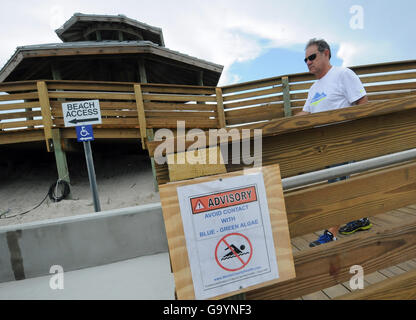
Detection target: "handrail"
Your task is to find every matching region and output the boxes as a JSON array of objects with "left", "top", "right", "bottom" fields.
[{"left": 282, "top": 148, "right": 416, "bottom": 190}]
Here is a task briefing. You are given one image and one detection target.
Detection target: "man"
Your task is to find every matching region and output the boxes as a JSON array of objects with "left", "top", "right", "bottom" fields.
[{"left": 297, "top": 38, "right": 372, "bottom": 247}]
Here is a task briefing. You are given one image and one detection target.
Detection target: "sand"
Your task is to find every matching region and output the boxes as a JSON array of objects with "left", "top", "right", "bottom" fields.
[{"left": 0, "top": 142, "right": 160, "bottom": 227}]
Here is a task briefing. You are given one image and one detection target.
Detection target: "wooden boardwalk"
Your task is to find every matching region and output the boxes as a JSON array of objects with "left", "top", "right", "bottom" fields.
[{"left": 292, "top": 204, "right": 416, "bottom": 300}]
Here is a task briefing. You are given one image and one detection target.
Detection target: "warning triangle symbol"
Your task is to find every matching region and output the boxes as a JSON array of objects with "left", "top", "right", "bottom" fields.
[{"left": 195, "top": 201, "right": 205, "bottom": 211}]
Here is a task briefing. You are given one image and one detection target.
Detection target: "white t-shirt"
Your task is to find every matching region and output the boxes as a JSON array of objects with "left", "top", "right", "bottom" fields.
[{"left": 303, "top": 66, "right": 366, "bottom": 113}]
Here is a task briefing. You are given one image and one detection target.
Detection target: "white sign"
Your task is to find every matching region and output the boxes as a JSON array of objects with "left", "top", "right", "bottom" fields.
[
  {"left": 62, "top": 100, "right": 102, "bottom": 127},
  {"left": 177, "top": 172, "right": 279, "bottom": 300}
]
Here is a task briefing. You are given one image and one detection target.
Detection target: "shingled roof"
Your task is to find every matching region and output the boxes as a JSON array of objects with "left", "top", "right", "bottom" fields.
[{"left": 55, "top": 13, "right": 165, "bottom": 45}]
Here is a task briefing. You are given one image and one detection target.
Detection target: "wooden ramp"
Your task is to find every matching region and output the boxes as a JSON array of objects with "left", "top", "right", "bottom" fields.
[{"left": 292, "top": 204, "right": 416, "bottom": 300}]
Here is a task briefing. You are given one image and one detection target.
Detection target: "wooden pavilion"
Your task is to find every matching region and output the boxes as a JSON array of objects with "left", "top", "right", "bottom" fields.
[{"left": 0, "top": 13, "right": 223, "bottom": 85}]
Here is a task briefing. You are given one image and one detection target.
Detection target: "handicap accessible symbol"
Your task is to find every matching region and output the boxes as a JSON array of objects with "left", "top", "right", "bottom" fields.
[{"left": 76, "top": 125, "right": 94, "bottom": 142}]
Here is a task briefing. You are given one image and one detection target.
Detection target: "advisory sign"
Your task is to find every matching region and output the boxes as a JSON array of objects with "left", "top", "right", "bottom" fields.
[{"left": 176, "top": 172, "right": 279, "bottom": 300}]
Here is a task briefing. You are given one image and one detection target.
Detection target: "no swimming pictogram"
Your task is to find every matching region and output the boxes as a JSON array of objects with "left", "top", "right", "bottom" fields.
[{"left": 215, "top": 233, "right": 253, "bottom": 272}]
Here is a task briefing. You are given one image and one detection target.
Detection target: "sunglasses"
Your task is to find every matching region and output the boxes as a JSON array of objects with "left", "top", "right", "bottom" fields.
[{"left": 304, "top": 53, "right": 317, "bottom": 63}]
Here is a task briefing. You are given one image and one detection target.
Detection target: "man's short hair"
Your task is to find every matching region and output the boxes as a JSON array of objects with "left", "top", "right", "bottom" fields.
[{"left": 305, "top": 38, "right": 331, "bottom": 59}]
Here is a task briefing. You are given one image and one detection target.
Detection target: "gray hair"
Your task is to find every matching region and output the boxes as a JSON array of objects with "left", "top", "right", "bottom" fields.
[{"left": 305, "top": 38, "right": 331, "bottom": 59}]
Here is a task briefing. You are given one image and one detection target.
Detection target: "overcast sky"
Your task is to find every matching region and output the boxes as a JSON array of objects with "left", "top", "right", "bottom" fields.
[{"left": 0, "top": 0, "right": 415, "bottom": 85}]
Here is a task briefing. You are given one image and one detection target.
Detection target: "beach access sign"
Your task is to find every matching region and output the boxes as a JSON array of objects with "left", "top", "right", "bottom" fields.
[
  {"left": 62, "top": 100, "right": 102, "bottom": 127},
  {"left": 176, "top": 172, "right": 279, "bottom": 300}
]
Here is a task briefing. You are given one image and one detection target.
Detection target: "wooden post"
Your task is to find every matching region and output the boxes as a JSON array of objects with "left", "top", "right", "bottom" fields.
[
  {"left": 52, "top": 128, "right": 71, "bottom": 186},
  {"left": 138, "top": 58, "right": 147, "bottom": 83},
  {"left": 37, "top": 81, "right": 53, "bottom": 152},
  {"left": 215, "top": 87, "right": 226, "bottom": 128},
  {"left": 282, "top": 76, "right": 292, "bottom": 117},
  {"left": 137, "top": 59, "right": 158, "bottom": 191},
  {"left": 134, "top": 84, "right": 147, "bottom": 149},
  {"left": 51, "top": 64, "right": 72, "bottom": 185}
]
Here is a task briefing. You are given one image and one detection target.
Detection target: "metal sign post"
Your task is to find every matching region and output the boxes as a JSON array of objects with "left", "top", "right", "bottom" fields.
[
  {"left": 82, "top": 139, "right": 101, "bottom": 212},
  {"left": 62, "top": 100, "right": 103, "bottom": 212}
]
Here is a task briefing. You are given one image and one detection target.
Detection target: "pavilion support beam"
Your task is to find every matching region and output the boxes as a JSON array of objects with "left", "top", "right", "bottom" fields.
[
  {"left": 50, "top": 65, "right": 72, "bottom": 192},
  {"left": 138, "top": 58, "right": 147, "bottom": 83},
  {"left": 95, "top": 30, "right": 102, "bottom": 41},
  {"left": 52, "top": 128, "right": 71, "bottom": 186},
  {"left": 197, "top": 70, "right": 204, "bottom": 86}
]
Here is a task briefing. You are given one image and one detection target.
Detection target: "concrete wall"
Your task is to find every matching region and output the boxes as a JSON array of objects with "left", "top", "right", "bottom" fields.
[{"left": 0, "top": 202, "right": 168, "bottom": 283}]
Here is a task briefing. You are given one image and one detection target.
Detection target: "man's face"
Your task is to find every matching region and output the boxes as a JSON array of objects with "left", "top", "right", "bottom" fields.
[{"left": 305, "top": 45, "right": 328, "bottom": 76}]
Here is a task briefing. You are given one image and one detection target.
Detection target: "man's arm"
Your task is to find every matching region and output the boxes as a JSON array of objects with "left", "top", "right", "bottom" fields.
[
  {"left": 295, "top": 110, "right": 311, "bottom": 116},
  {"left": 354, "top": 95, "right": 368, "bottom": 105}
]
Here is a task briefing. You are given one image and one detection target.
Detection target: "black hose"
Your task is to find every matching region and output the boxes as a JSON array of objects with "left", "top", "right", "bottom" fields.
[
  {"left": 0, "top": 180, "right": 70, "bottom": 219},
  {"left": 48, "top": 180, "right": 71, "bottom": 202}
]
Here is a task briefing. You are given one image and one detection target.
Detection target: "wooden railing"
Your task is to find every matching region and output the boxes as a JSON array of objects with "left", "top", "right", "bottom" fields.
[{"left": 1, "top": 59, "right": 416, "bottom": 151}]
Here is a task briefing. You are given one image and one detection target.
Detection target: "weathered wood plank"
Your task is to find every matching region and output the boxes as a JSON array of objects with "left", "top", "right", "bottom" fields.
[
  {"left": 365, "top": 82, "right": 416, "bottom": 93},
  {"left": 0, "top": 111, "right": 42, "bottom": 121},
  {"left": 225, "top": 104, "right": 285, "bottom": 125},
  {"left": 60, "top": 128, "right": 141, "bottom": 139},
  {"left": 368, "top": 91, "right": 416, "bottom": 101},
  {"left": 146, "top": 119, "right": 218, "bottom": 128},
  {"left": 322, "top": 284, "right": 351, "bottom": 299},
  {"left": 360, "top": 71, "right": 416, "bottom": 84},
  {"left": 142, "top": 93, "right": 216, "bottom": 103},
  {"left": 145, "top": 111, "right": 215, "bottom": 119},
  {"left": 52, "top": 109, "right": 138, "bottom": 117},
  {"left": 0, "top": 119, "right": 44, "bottom": 129},
  {"left": 284, "top": 161, "right": 416, "bottom": 237},
  {"left": 0, "top": 101, "right": 40, "bottom": 111},
  {"left": 144, "top": 102, "right": 217, "bottom": 111},
  {"left": 142, "top": 86, "right": 216, "bottom": 95},
  {"left": 167, "top": 146, "right": 226, "bottom": 182},
  {"left": 48, "top": 91, "right": 136, "bottom": 100},
  {"left": 0, "top": 82, "right": 38, "bottom": 92},
  {"left": 51, "top": 100, "right": 137, "bottom": 111},
  {"left": 224, "top": 95, "right": 283, "bottom": 110},
  {"left": 0, "top": 92, "right": 39, "bottom": 102},
  {"left": 245, "top": 216, "right": 416, "bottom": 300},
  {"left": 221, "top": 78, "right": 282, "bottom": 94},
  {"left": 336, "top": 269, "right": 416, "bottom": 300},
  {"left": 223, "top": 87, "right": 282, "bottom": 102},
  {"left": 55, "top": 119, "right": 139, "bottom": 127},
  {"left": 0, "top": 129, "right": 45, "bottom": 145},
  {"left": 46, "top": 82, "right": 134, "bottom": 92}
]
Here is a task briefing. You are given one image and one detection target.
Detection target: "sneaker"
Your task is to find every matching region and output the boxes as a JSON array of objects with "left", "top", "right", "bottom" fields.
[
  {"left": 309, "top": 230, "right": 337, "bottom": 247},
  {"left": 339, "top": 218, "right": 372, "bottom": 235}
]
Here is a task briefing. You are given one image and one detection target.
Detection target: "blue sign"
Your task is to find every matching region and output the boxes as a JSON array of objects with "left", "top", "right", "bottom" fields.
[{"left": 76, "top": 125, "right": 94, "bottom": 142}]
